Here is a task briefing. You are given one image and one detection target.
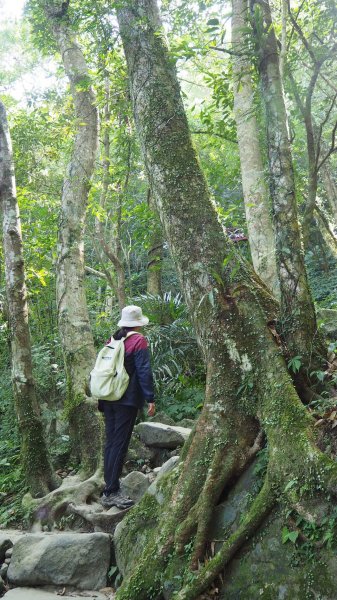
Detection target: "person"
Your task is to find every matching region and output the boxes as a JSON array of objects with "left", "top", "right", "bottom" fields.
[{"left": 99, "top": 305, "right": 155, "bottom": 509}]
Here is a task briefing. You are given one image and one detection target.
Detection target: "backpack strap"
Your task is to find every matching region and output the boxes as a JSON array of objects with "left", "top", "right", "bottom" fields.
[
  {"left": 124, "top": 330, "right": 138, "bottom": 340},
  {"left": 106, "top": 331, "right": 138, "bottom": 348}
]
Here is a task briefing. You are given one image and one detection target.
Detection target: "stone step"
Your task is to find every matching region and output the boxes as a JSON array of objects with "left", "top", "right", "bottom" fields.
[{"left": 4, "top": 589, "right": 110, "bottom": 600}]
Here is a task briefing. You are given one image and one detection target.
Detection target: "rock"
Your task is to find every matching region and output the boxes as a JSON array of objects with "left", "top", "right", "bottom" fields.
[
  {"left": 149, "top": 411, "right": 176, "bottom": 426},
  {"left": 4, "top": 558, "right": 10, "bottom": 565},
  {"left": 0, "top": 575, "right": 5, "bottom": 593},
  {"left": 3, "top": 588, "right": 108, "bottom": 599},
  {"left": 126, "top": 432, "right": 154, "bottom": 468},
  {"left": 147, "top": 456, "right": 180, "bottom": 505},
  {"left": 151, "top": 448, "right": 173, "bottom": 467},
  {"left": 0, "top": 537, "right": 13, "bottom": 563},
  {"left": 121, "top": 471, "right": 150, "bottom": 503},
  {"left": 7, "top": 532, "right": 111, "bottom": 590},
  {"left": 136, "top": 422, "right": 191, "bottom": 448},
  {"left": 0, "top": 563, "right": 8, "bottom": 579},
  {"left": 4, "top": 548, "right": 12, "bottom": 558},
  {"left": 219, "top": 511, "right": 337, "bottom": 599}
]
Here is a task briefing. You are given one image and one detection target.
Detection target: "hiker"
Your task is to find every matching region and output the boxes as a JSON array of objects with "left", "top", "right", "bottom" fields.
[{"left": 99, "top": 305, "right": 155, "bottom": 509}]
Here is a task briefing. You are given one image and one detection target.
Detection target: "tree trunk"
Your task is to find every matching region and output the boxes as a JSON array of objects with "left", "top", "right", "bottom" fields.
[
  {"left": 147, "top": 189, "right": 163, "bottom": 296},
  {"left": 94, "top": 76, "right": 127, "bottom": 310},
  {"left": 232, "top": 0, "right": 279, "bottom": 298},
  {"left": 0, "top": 101, "right": 59, "bottom": 497},
  {"left": 321, "top": 159, "right": 337, "bottom": 222},
  {"left": 251, "top": 0, "right": 322, "bottom": 369},
  {"left": 45, "top": 2, "right": 101, "bottom": 474},
  {"left": 115, "top": 2, "right": 336, "bottom": 598}
]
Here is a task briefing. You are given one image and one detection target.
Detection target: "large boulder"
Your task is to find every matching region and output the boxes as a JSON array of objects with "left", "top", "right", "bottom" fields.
[
  {"left": 160, "top": 458, "right": 337, "bottom": 600},
  {"left": 7, "top": 533, "right": 111, "bottom": 590},
  {"left": 136, "top": 422, "right": 191, "bottom": 449},
  {"left": 219, "top": 512, "right": 337, "bottom": 599}
]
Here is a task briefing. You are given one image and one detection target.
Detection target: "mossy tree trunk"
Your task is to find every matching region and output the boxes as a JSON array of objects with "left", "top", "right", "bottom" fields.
[
  {"left": 232, "top": 0, "right": 279, "bottom": 299},
  {"left": 115, "top": 2, "right": 336, "bottom": 598},
  {"left": 251, "top": 0, "right": 321, "bottom": 369},
  {"left": 45, "top": 1, "right": 101, "bottom": 474},
  {"left": 0, "top": 101, "right": 59, "bottom": 497}
]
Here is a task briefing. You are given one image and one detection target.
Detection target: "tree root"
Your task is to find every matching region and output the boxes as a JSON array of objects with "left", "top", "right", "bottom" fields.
[
  {"left": 68, "top": 501, "right": 131, "bottom": 532},
  {"left": 24, "top": 469, "right": 104, "bottom": 526},
  {"left": 173, "top": 477, "right": 275, "bottom": 600},
  {"left": 175, "top": 430, "right": 264, "bottom": 568}
]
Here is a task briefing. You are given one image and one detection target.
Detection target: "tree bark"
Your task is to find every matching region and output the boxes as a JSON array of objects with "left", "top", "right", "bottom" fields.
[
  {"left": 45, "top": 2, "right": 101, "bottom": 474},
  {"left": 320, "top": 158, "right": 337, "bottom": 222},
  {"left": 94, "top": 76, "right": 127, "bottom": 310},
  {"left": 147, "top": 189, "right": 163, "bottom": 296},
  {"left": 232, "top": 0, "right": 279, "bottom": 298},
  {"left": 251, "top": 0, "right": 322, "bottom": 368},
  {"left": 0, "top": 101, "right": 59, "bottom": 497},
  {"left": 115, "top": 2, "right": 336, "bottom": 598}
]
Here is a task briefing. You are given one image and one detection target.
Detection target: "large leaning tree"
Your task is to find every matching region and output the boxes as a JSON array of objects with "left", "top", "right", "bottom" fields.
[
  {"left": 110, "top": 0, "right": 336, "bottom": 598},
  {"left": 0, "top": 101, "right": 59, "bottom": 497}
]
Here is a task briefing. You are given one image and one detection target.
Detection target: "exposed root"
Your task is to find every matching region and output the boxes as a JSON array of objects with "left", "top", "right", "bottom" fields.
[
  {"left": 175, "top": 430, "right": 264, "bottom": 568},
  {"left": 24, "top": 469, "right": 104, "bottom": 525},
  {"left": 68, "top": 501, "right": 131, "bottom": 532},
  {"left": 172, "top": 477, "right": 275, "bottom": 600}
]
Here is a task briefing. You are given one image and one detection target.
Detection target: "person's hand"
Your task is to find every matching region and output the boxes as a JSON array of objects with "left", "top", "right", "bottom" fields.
[{"left": 148, "top": 403, "right": 155, "bottom": 417}]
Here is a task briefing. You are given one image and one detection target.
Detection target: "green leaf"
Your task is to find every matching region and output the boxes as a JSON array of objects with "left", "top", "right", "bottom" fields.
[
  {"left": 287, "top": 530, "right": 299, "bottom": 543},
  {"left": 207, "top": 18, "right": 220, "bottom": 26},
  {"left": 284, "top": 479, "right": 297, "bottom": 493}
]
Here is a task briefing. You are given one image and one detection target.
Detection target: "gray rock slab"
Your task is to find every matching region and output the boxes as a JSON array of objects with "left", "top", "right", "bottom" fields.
[
  {"left": 4, "top": 589, "right": 108, "bottom": 600},
  {"left": 136, "top": 422, "right": 191, "bottom": 448},
  {"left": 7, "top": 533, "right": 111, "bottom": 590},
  {"left": 121, "top": 471, "right": 150, "bottom": 503}
]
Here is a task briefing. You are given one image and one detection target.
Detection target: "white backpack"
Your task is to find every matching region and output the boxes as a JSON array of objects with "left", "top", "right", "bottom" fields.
[{"left": 90, "top": 332, "right": 136, "bottom": 401}]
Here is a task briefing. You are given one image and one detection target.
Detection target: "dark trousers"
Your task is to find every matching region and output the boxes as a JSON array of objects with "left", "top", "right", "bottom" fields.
[{"left": 102, "top": 403, "right": 138, "bottom": 494}]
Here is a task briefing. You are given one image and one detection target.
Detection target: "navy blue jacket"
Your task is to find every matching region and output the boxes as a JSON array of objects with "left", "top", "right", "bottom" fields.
[{"left": 98, "top": 332, "right": 155, "bottom": 410}]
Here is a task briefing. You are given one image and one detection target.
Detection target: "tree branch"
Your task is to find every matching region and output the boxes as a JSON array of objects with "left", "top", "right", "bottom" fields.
[
  {"left": 191, "top": 129, "right": 237, "bottom": 144},
  {"left": 84, "top": 266, "right": 108, "bottom": 279}
]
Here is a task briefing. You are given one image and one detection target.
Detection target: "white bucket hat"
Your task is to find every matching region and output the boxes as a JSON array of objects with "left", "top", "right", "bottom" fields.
[{"left": 118, "top": 305, "right": 149, "bottom": 327}]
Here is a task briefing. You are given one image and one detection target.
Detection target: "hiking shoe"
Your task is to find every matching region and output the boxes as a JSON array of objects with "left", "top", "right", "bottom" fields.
[{"left": 101, "top": 490, "right": 134, "bottom": 510}]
